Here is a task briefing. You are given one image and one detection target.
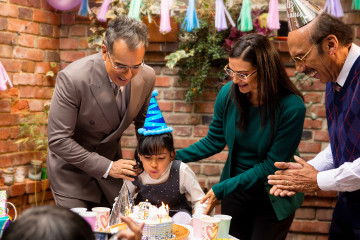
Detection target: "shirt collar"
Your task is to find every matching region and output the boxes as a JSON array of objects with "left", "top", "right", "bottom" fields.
[{"left": 337, "top": 43, "right": 360, "bottom": 87}]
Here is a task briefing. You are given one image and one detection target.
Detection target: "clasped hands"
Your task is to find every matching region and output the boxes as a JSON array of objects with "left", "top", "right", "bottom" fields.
[
  {"left": 267, "top": 156, "right": 320, "bottom": 197},
  {"left": 109, "top": 159, "right": 141, "bottom": 181}
]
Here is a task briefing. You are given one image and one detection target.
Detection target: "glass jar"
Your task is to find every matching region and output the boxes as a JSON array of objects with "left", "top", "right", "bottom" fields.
[
  {"left": 3, "top": 168, "right": 15, "bottom": 186},
  {"left": 28, "top": 160, "right": 42, "bottom": 181}
]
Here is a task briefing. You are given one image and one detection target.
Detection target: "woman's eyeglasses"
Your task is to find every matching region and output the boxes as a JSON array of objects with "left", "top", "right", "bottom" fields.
[
  {"left": 224, "top": 64, "right": 257, "bottom": 80},
  {"left": 107, "top": 51, "right": 144, "bottom": 73}
]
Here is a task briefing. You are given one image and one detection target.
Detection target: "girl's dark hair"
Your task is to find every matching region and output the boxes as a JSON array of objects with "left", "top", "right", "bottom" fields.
[
  {"left": 229, "top": 34, "right": 303, "bottom": 134},
  {"left": 135, "top": 133, "right": 175, "bottom": 171}
]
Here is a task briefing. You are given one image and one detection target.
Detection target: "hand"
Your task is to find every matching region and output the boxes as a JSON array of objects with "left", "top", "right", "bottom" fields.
[
  {"left": 109, "top": 159, "right": 139, "bottom": 181},
  {"left": 200, "top": 188, "right": 219, "bottom": 215},
  {"left": 117, "top": 216, "right": 144, "bottom": 240},
  {"left": 269, "top": 185, "right": 296, "bottom": 197},
  {"left": 267, "top": 156, "right": 320, "bottom": 194}
]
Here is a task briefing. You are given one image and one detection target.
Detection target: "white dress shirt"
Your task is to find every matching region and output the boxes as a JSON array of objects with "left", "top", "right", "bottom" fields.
[{"left": 308, "top": 43, "right": 360, "bottom": 192}]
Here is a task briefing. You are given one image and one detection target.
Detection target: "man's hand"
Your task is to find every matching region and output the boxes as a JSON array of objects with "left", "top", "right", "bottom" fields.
[
  {"left": 117, "top": 216, "right": 144, "bottom": 240},
  {"left": 268, "top": 156, "right": 320, "bottom": 194},
  {"left": 200, "top": 188, "right": 219, "bottom": 215},
  {"left": 109, "top": 159, "right": 140, "bottom": 181}
]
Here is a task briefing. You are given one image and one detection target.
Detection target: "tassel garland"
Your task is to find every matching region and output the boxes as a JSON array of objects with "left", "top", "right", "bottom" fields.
[
  {"left": 267, "top": 0, "right": 280, "bottom": 30},
  {"left": 181, "top": 0, "right": 200, "bottom": 32},
  {"left": 128, "top": 0, "right": 142, "bottom": 21},
  {"left": 97, "top": 0, "right": 112, "bottom": 22},
  {"left": 215, "top": 0, "right": 235, "bottom": 31},
  {"left": 78, "top": 0, "right": 91, "bottom": 17},
  {"left": 160, "top": 0, "right": 172, "bottom": 33},
  {"left": 237, "top": 0, "right": 253, "bottom": 32},
  {"left": 0, "top": 62, "right": 13, "bottom": 91},
  {"left": 353, "top": 0, "right": 360, "bottom": 10},
  {"left": 325, "top": 0, "right": 344, "bottom": 17}
]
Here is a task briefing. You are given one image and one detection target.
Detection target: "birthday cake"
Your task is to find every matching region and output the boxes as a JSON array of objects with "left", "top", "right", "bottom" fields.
[{"left": 129, "top": 201, "right": 173, "bottom": 240}]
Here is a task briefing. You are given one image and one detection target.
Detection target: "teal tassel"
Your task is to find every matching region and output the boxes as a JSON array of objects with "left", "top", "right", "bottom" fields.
[
  {"left": 352, "top": 0, "right": 360, "bottom": 10},
  {"left": 128, "top": 0, "right": 143, "bottom": 21},
  {"left": 237, "top": 0, "right": 253, "bottom": 32}
]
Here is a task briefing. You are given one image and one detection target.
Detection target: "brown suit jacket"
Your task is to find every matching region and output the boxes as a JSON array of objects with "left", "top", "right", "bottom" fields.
[{"left": 47, "top": 53, "right": 155, "bottom": 204}]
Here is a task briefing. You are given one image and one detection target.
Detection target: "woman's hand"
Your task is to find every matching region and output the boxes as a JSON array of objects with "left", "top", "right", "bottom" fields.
[
  {"left": 117, "top": 216, "right": 144, "bottom": 240},
  {"left": 109, "top": 159, "right": 140, "bottom": 181},
  {"left": 200, "top": 188, "right": 219, "bottom": 215}
]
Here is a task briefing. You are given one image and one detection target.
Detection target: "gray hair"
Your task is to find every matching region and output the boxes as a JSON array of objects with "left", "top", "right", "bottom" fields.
[{"left": 103, "top": 15, "right": 149, "bottom": 53}]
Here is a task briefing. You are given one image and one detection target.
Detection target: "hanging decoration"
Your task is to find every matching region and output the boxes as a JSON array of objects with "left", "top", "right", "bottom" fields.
[
  {"left": 78, "top": 0, "right": 91, "bottom": 17},
  {"left": 237, "top": 0, "right": 253, "bottom": 32},
  {"left": 46, "top": 0, "right": 82, "bottom": 11},
  {"left": 324, "top": 0, "right": 344, "bottom": 17},
  {"left": 215, "top": 0, "right": 235, "bottom": 31},
  {"left": 160, "top": 0, "right": 172, "bottom": 33},
  {"left": 181, "top": 0, "right": 200, "bottom": 32},
  {"left": 267, "top": 0, "right": 280, "bottom": 30},
  {"left": 0, "top": 62, "right": 13, "bottom": 91},
  {"left": 352, "top": 0, "right": 360, "bottom": 10},
  {"left": 97, "top": 0, "right": 112, "bottom": 22},
  {"left": 128, "top": 0, "right": 143, "bottom": 21}
]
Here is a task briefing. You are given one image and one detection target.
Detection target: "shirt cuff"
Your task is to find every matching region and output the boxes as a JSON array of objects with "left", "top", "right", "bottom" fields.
[
  {"left": 317, "top": 169, "right": 338, "bottom": 191},
  {"left": 103, "top": 162, "right": 113, "bottom": 178}
]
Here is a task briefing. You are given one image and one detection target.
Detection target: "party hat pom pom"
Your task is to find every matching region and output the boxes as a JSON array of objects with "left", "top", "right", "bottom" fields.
[
  {"left": 128, "top": 0, "right": 142, "bottom": 21},
  {"left": 237, "top": 0, "right": 253, "bottom": 32},
  {"left": 181, "top": 0, "right": 200, "bottom": 32},
  {"left": 97, "top": 0, "right": 112, "bottom": 22},
  {"left": 215, "top": 0, "right": 235, "bottom": 31},
  {"left": 138, "top": 89, "right": 173, "bottom": 136},
  {"left": 0, "top": 62, "right": 13, "bottom": 91},
  {"left": 160, "top": 0, "right": 172, "bottom": 34},
  {"left": 352, "top": 0, "right": 360, "bottom": 10},
  {"left": 78, "top": 0, "right": 91, "bottom": 17},
  {"left": 324, "top": 0, "right": 344, "bottom": 17},
  {"left": 267, "top": 0, "right": 280, "bottom": 30}
]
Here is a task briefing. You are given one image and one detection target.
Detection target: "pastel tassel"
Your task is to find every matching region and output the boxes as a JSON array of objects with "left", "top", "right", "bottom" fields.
[
  {"left": 352, "top": 0, "right": 360, "bottom": 10},
  {"left": 237, "top": 0, "right": 253, "bottom": 32},
  {"left": 325, "top": 0, "right": 344, "bottom": 17},
  {"left": 160, "top": 0, "right": 171, "bottom": 33},
  {"left": 78, "top": 0, "right": 91, "bottom": 17},
  {"left": 0, "top": 62, "right": 13, "bottom": 91},
  {"left": 181, "top": 0, "right": 200, "bottom": 32},
  {"left": 215, "top": 0, "right": 235, "bottom": 31},
  {"left": 267, "top": 0, "right": 280, "bottom": 30},
  {"left": 97, "top": 0, "right": 112, "bottom": 22},
  {"left": 128, "top": 0, "right": 142, "bottom": 21}
]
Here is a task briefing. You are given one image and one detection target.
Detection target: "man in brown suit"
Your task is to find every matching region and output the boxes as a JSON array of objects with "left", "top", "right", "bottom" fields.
[{"left": 47, "top": 16, "right": 155, "bottom": 208}]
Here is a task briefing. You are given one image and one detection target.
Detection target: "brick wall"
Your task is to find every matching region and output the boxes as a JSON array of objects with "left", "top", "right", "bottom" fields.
[{"left": 0, "top": 0, "right": 359, "bottom": 238}]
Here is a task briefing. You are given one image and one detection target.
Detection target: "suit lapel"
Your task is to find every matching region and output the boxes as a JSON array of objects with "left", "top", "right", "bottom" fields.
[{"left": 89, "top": 53, "right": 120, "bottom": 129}]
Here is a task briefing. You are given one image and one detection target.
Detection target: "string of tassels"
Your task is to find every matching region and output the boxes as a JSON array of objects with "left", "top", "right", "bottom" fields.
[
  {"left": 267, "top": 0, "right": 280, "bottom": 30},
  {"left": 97, "top": 0, "right": 112, "bottom": 22},
  {"left": 0, "top": 62, "right": 13, "bottom": 91},
  {"left": 128, "top": 0, "right": 143, "bottom": 21},
  {"left": 78, "top": 0, "right": 91, "bottom": 17},
  {"left": 181, "top": 0, "right": 200, "bottom": 32},
  {"left": 325, "top": 0, "right": 344, "bottom": 17},
  {"left": 160, "top": 0, "right": 172, "bottom": 33},
  {"left": 215, "top": 0, "right": 235, "bottom": 31},
  {"left": 237, "top": 0, "right": 253, "bottom": 32}
]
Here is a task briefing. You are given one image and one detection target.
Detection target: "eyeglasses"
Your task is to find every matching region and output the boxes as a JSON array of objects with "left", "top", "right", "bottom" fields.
[
  {"left": 291, "top": 45, "right": 314, "bottom": 65},
  {"left": 107, "top": 51, "right": 144, "bottom": 73},
  {"left": 224, "top": 64, "right": 257, "bottom": 80}
]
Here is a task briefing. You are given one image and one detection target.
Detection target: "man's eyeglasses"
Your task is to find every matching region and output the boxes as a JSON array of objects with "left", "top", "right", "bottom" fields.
[
  {"left": 291, "top": 45, "right": 314, "bottom": 65},
  {"left": 224, "top": 64, "right": 257, "bottom": 80},
  {"left": 107, "top": 51, "right": 144, "bottom": 73}
]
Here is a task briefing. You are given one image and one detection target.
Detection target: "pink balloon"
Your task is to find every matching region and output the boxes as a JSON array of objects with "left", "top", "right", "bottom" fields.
[{"left": 47, "top": 0, "right": 82, "bottom": 11}]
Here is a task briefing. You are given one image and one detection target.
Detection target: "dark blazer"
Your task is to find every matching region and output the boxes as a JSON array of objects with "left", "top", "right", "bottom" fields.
[{"left": 47, "top": 53, "right": 155, "bottom": 204}]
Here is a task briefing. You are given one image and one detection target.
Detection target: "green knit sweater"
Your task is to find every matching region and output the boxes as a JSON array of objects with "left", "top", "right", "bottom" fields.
[{"left": 176, "top": 81, "right": 305, "bottom": 221}]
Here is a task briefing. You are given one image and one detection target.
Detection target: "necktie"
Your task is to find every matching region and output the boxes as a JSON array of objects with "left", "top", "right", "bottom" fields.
[
  {"left": 110, "top": 82, "right": 124, "bottom": 119},
  {"left": 335, "top": 83, "right": 342, "bottom": 93}
]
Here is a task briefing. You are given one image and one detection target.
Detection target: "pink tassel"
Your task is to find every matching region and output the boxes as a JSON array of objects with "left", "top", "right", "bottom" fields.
[
  {"left": 0, "top": 62, "right": 13, "bottom": 91},
  {"left": 160, "top": 0, "right": 171, "bottom": 33},
  {"left": 267, "top": 0, "right": 280, "bottom": 30},
  {"left": 97, "top": 0, "right": 112, "bottom": 22}
]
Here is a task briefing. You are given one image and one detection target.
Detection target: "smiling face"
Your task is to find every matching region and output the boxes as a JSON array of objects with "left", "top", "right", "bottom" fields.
[
  {"left": 139, "top": 148, "right": 175, "bottom": 179},
  {"left": 102, "top": 39, "right": 145, "bottom": 87}
]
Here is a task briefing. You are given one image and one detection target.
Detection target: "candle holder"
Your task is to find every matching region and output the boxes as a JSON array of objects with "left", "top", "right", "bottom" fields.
[{"left": 28, "top": 160, "right": 42, "bottom": 181}]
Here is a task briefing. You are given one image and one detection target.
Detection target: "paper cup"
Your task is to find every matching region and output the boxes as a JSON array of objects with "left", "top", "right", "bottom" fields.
[
  {"left": 79, "top": 211, "right": 97, "bottom": 231},
  {"left": 201, "top": 216, "right": 220, "bottom": 240},
  {"left": 70, "top": 207, "right": 87, "bottom": 214},
  {"left": 214, "top": 214, "right": 232, "bottom": 238},
  {"left": 92, "top": 207, "right": 110, "bottom": 231},
  {"left": 192, "top": 214, "right": 206, "bottom": 239}
]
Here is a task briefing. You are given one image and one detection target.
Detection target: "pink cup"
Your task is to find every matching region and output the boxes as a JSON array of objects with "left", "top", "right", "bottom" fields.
[
  {"left": 192, "top": 214, "right": 206, "bottom": 239},
  {"left": 92, "top": 207, "right": 110, "bottom": 231},
  {"left": 79, "top": 211, "right": 97, "bottom": 231},
  {"left": 201, "top": 216, "right": 220, "bottom": 240}
]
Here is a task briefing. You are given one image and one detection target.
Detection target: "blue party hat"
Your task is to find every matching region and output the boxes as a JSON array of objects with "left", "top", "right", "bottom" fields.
[{"left": 138, "top": 90, "right": 173, "bottom": 136}]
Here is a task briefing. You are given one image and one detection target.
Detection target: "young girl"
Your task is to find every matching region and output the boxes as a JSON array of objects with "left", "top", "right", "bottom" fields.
[{"left": 123, "top": 90, "right": 206, "bottom": 216}]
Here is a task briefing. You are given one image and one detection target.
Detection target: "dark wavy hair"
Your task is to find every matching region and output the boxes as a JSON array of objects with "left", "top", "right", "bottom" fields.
[{"left": 229, "top": 34, "right": 303, "bottom": 135}]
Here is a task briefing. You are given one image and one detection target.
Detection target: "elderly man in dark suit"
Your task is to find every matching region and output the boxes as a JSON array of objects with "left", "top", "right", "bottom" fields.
[{"left": 47, "top": 16, "right": 155, "bottom": 208}]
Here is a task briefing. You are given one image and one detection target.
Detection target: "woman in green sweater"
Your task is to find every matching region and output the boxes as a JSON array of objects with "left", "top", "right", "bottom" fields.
[{"left": 175, "top": 34, "right": 305, "bottom": 240}]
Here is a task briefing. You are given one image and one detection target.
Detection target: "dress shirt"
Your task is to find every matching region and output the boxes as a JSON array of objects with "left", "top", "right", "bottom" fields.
[{"left": 307, "top": 43, "right": 360, "bottom": 192}]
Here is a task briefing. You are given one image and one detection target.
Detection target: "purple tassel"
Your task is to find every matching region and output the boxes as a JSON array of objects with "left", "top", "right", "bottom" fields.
[
  {"left": 324, "top": 0, "right": 344, "bottom": 17},
  {"left": 267, "top": 0, "right": 280, "bottom": 30},
  {"left": 97, "top": 0, "right": 112, "bottom": 22},
  {"left": 160, "top": 0, "right": 171, "bottom": 33},
  {"left": 0, "top": 62, "right": 13, "bottom": 91},
  {"left": 215, "top": 0, "right": 235, "bottom": 31}
]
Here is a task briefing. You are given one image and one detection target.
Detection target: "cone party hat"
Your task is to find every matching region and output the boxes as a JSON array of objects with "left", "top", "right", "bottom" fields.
[
  {"left": 286, "top": 0, "right": 322, "bottom": 31},
  {"left": 138, "top": 89, "right": 173, "bottom": 136}
]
